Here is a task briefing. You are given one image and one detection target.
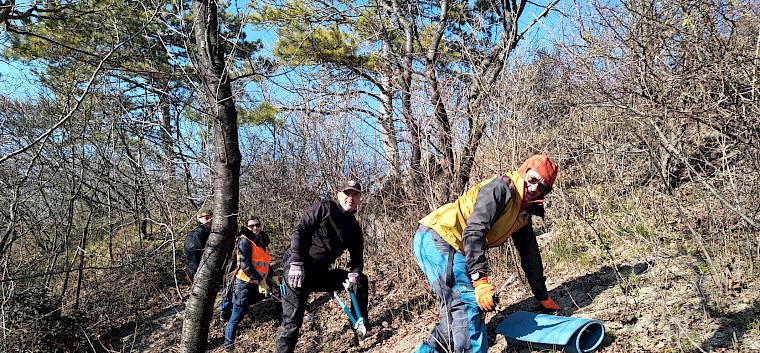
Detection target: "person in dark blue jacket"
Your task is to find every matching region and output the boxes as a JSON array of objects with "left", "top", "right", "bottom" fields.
[{"left": 183, "top": 209, "right": 213, "bottom": 281}]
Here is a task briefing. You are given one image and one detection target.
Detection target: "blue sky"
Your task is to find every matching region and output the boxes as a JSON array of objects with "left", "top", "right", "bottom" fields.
[
  {"left": 0, "top": 57, "right": 42, "bottom": 99},
  {"left": 1, "top": 0, "right": 568, "bottom": 99},
  {"left": 0, "top": 0, "right": 570, "bottom": 188}
]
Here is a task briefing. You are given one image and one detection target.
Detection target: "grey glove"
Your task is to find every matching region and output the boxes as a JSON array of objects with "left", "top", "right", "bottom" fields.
[
  {"left": 343, "top": 272, "right": 360, "bottom": 292},
  {"left": 287, "top": 262, "right": 304, "bottom": 289}
]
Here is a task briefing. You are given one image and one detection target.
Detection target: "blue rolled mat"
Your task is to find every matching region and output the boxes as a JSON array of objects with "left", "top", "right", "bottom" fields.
[{"left": 495, "top": 311, "right": 605, "bottom": 353}]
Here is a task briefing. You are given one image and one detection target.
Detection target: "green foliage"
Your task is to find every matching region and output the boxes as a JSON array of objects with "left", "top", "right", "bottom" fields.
[
  {"left": 275, "top": 26, "right": 370, "bottom": 67},
  {"left": 417, "top": 23, "right": 462, "bottom": 62},
  {"left": 182, "top": 106, "right": 208, "bottom": 125},
  {"left": 547, "top": 231, "right": 593, "bottom": 269},
  {"left": 623, "top": 270, "right": 641, "bottom": 289},
  {"left": 693, "top": 261, "right": 712, "bottom": 275},
  {"left": 621, "top": 222, "right": 658, "bottom": 243},
  {"left": 238, "top": 102, "right": 282, "bottom": 126},
  {"left": 748, "top": 316, "right": 760, "bottom": 336},
  {"left": 601, "top": 200, "right": 633, "bottom": 213},
  {"left": 634, "top": 223, "right": 652, "bottom": 239},
  {"left": 4, "top": 0, "right": 273, "bottom": 111},
  {"left": 6, "top": 1, "right": 171, "bottom": 71},
  {"left": 662, "top": 331, "right": 701, "bottom": 353},
  {"left": 253, "top": 2, "right": 372, "bottom": 68},
  {"left": 184, "top": 101, "right": 282, "bottom": 127}
]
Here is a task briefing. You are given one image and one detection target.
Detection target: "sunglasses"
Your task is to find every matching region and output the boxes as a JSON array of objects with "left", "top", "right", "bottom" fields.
[
  {"left": 248, "top": 223, "right": 261, "bottom": 227},
  {"left": 526, "top": 176, "right": 551, "bottom": 193}
]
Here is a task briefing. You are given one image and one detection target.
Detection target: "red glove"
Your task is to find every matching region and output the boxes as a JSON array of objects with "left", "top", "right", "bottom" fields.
[
  {"left": 540, "top": 298, "right": 561, "bottom": 310},
  {"left": 473, "top": 277, "right": 496, "bottom": 312}
]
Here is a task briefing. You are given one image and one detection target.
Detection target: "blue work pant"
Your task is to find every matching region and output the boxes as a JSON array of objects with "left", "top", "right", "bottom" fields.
[
  {"left": 224, "top": 279, "right": 264, "bottom": 348},
  {"left": 413, "top": 225, "right": 486, "bottom": 353},
  {"left": 224, "top": 303, "right": 248, "bottom": 348}
]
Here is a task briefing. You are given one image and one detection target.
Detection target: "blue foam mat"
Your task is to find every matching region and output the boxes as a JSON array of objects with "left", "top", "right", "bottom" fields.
[{"left": 496, "top": 311, "right": 605, "bottom": 353}]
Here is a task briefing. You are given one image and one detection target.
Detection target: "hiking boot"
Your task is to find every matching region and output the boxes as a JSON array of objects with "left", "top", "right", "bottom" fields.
[{"left": 224, "top": 343, "right": 234, "bottom": 352}]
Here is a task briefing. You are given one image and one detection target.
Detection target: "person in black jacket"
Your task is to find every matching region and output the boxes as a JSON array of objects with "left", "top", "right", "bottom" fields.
[
  {"left": 183, "top": 208, "right": 213, "bottom": 281},
  {"left": 275, "top": 179, "right": 367, "bottom": 353}
]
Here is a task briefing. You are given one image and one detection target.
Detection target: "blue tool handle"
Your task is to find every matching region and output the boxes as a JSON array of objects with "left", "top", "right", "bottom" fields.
[
  {"left": 349, "top": 291, "right": 363, "bottom": 320},
  {"left": 334, "top": 292, "right": 357, "bottom": 326}
]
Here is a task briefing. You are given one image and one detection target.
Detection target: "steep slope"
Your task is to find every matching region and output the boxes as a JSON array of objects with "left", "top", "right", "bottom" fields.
[{"left": 111, "top": 233, "right": 759, "bottom": 352}]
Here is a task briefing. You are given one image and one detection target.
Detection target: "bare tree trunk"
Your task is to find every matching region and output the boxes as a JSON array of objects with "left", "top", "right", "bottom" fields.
[
  {"left": 159, "top": 93, "right": 175, "bottom": 179},
  {"left": 422, "top": 0, "right": 454, "bottom": 202},
  {"left": 180, "top": 0, "right": 241, "bottom": 351},
  {"left": 376, "top": 0, "right": 422, "bottom": 202},
  {"left": 398, "top": 5, "right": 422, "bottom": 197},
  {"left": 74, "top": 204, "right": 93, "bottom": 310},
  {"left": 107, "top": 189, "right": 114, "bottom": 262},
  {"left": 456, "top": 0, "right": 525, "bottom": 193},
  {"left": 56, "top": 191, "right": 76, "bottom": 308},
  {"left": 378, "top": 60, "right": 400, "bottom": 177}
]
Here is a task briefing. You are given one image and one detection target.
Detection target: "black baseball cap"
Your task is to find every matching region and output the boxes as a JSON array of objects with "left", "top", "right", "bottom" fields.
[{"left": 339, "top": 179, "right": 362, "bottom": 193}]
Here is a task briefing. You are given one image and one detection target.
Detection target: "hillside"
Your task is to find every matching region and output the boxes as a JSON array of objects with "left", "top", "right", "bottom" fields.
[
  {"left": 2, "top": 1, "right": 759, "bottom": 352},
  {"left": 105, "top": 223, "right": 760, "bottom": 352}
]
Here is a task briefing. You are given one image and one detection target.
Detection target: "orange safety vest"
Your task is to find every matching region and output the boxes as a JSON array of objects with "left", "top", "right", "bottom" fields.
[{"left": 235, "top": 237, "right": 271, "bottom": 283}]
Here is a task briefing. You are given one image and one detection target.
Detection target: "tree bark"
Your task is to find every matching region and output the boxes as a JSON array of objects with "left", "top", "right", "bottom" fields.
[
  {"left": 74, "top": 203, "right": 93, "bottom": 310},
  {"left": 378, "top": 56, "right": 400, "bottom": 178},
  {"left": 422, "top": 0, "right": 454, "bottom": 202},
  {"left": 397, "top": 3, "right": 422, "bottom": 196},
  {"left": 180, "top": 0, "right": 241, "bottom": 352},
  {"left": 456, "top": 0, "right": 525, "bottom": 193},
  {"left": 159, "top": 92, "right": 175, "bottom": 179}
]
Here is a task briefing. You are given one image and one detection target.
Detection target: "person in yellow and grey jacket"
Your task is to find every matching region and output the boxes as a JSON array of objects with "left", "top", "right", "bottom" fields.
[
  {"left": 413, "top": 154, "right": 561, "bottom": 353},
  {"left": 224, "top": 218, "right": 280, "bottom": 352}
]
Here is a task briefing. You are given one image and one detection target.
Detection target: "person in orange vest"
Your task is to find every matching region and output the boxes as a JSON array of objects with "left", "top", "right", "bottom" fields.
[
  {"left": 413, "top": 155, "right": 562, "bottom": 353},
  {"left": 224, "top": 218, "right": 279, "bottom": 352}
]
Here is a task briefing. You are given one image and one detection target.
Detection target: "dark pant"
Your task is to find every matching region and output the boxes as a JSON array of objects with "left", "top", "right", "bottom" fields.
[
  {"left": 224, "top": 279, "right": 265, "bottom": 347},
  {"left": 274, "top": 264, "right": 369, "bottom": 353}
]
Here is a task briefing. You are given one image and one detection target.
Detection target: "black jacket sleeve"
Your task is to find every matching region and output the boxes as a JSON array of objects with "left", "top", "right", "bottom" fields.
[
  {"left": 237, "top": 237, "right": 262, "bottom": 282},
  {"left": 289, "top": 201, "right": 327, "bottom": 264},
  {"left": 512, "top": 221, "right": 549, "bottom": 300},
  {"left": 347, "top": 227, "right": 364, "bottom": 274},
  {"left": 184, "top": 228, "right": 203, "bottom": 277},
  {"left": 268, "top": 265, "right": 277, "bottom": 278},
  {"left": 462, "top": 177, "right": 512, "bottom": 276}
]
